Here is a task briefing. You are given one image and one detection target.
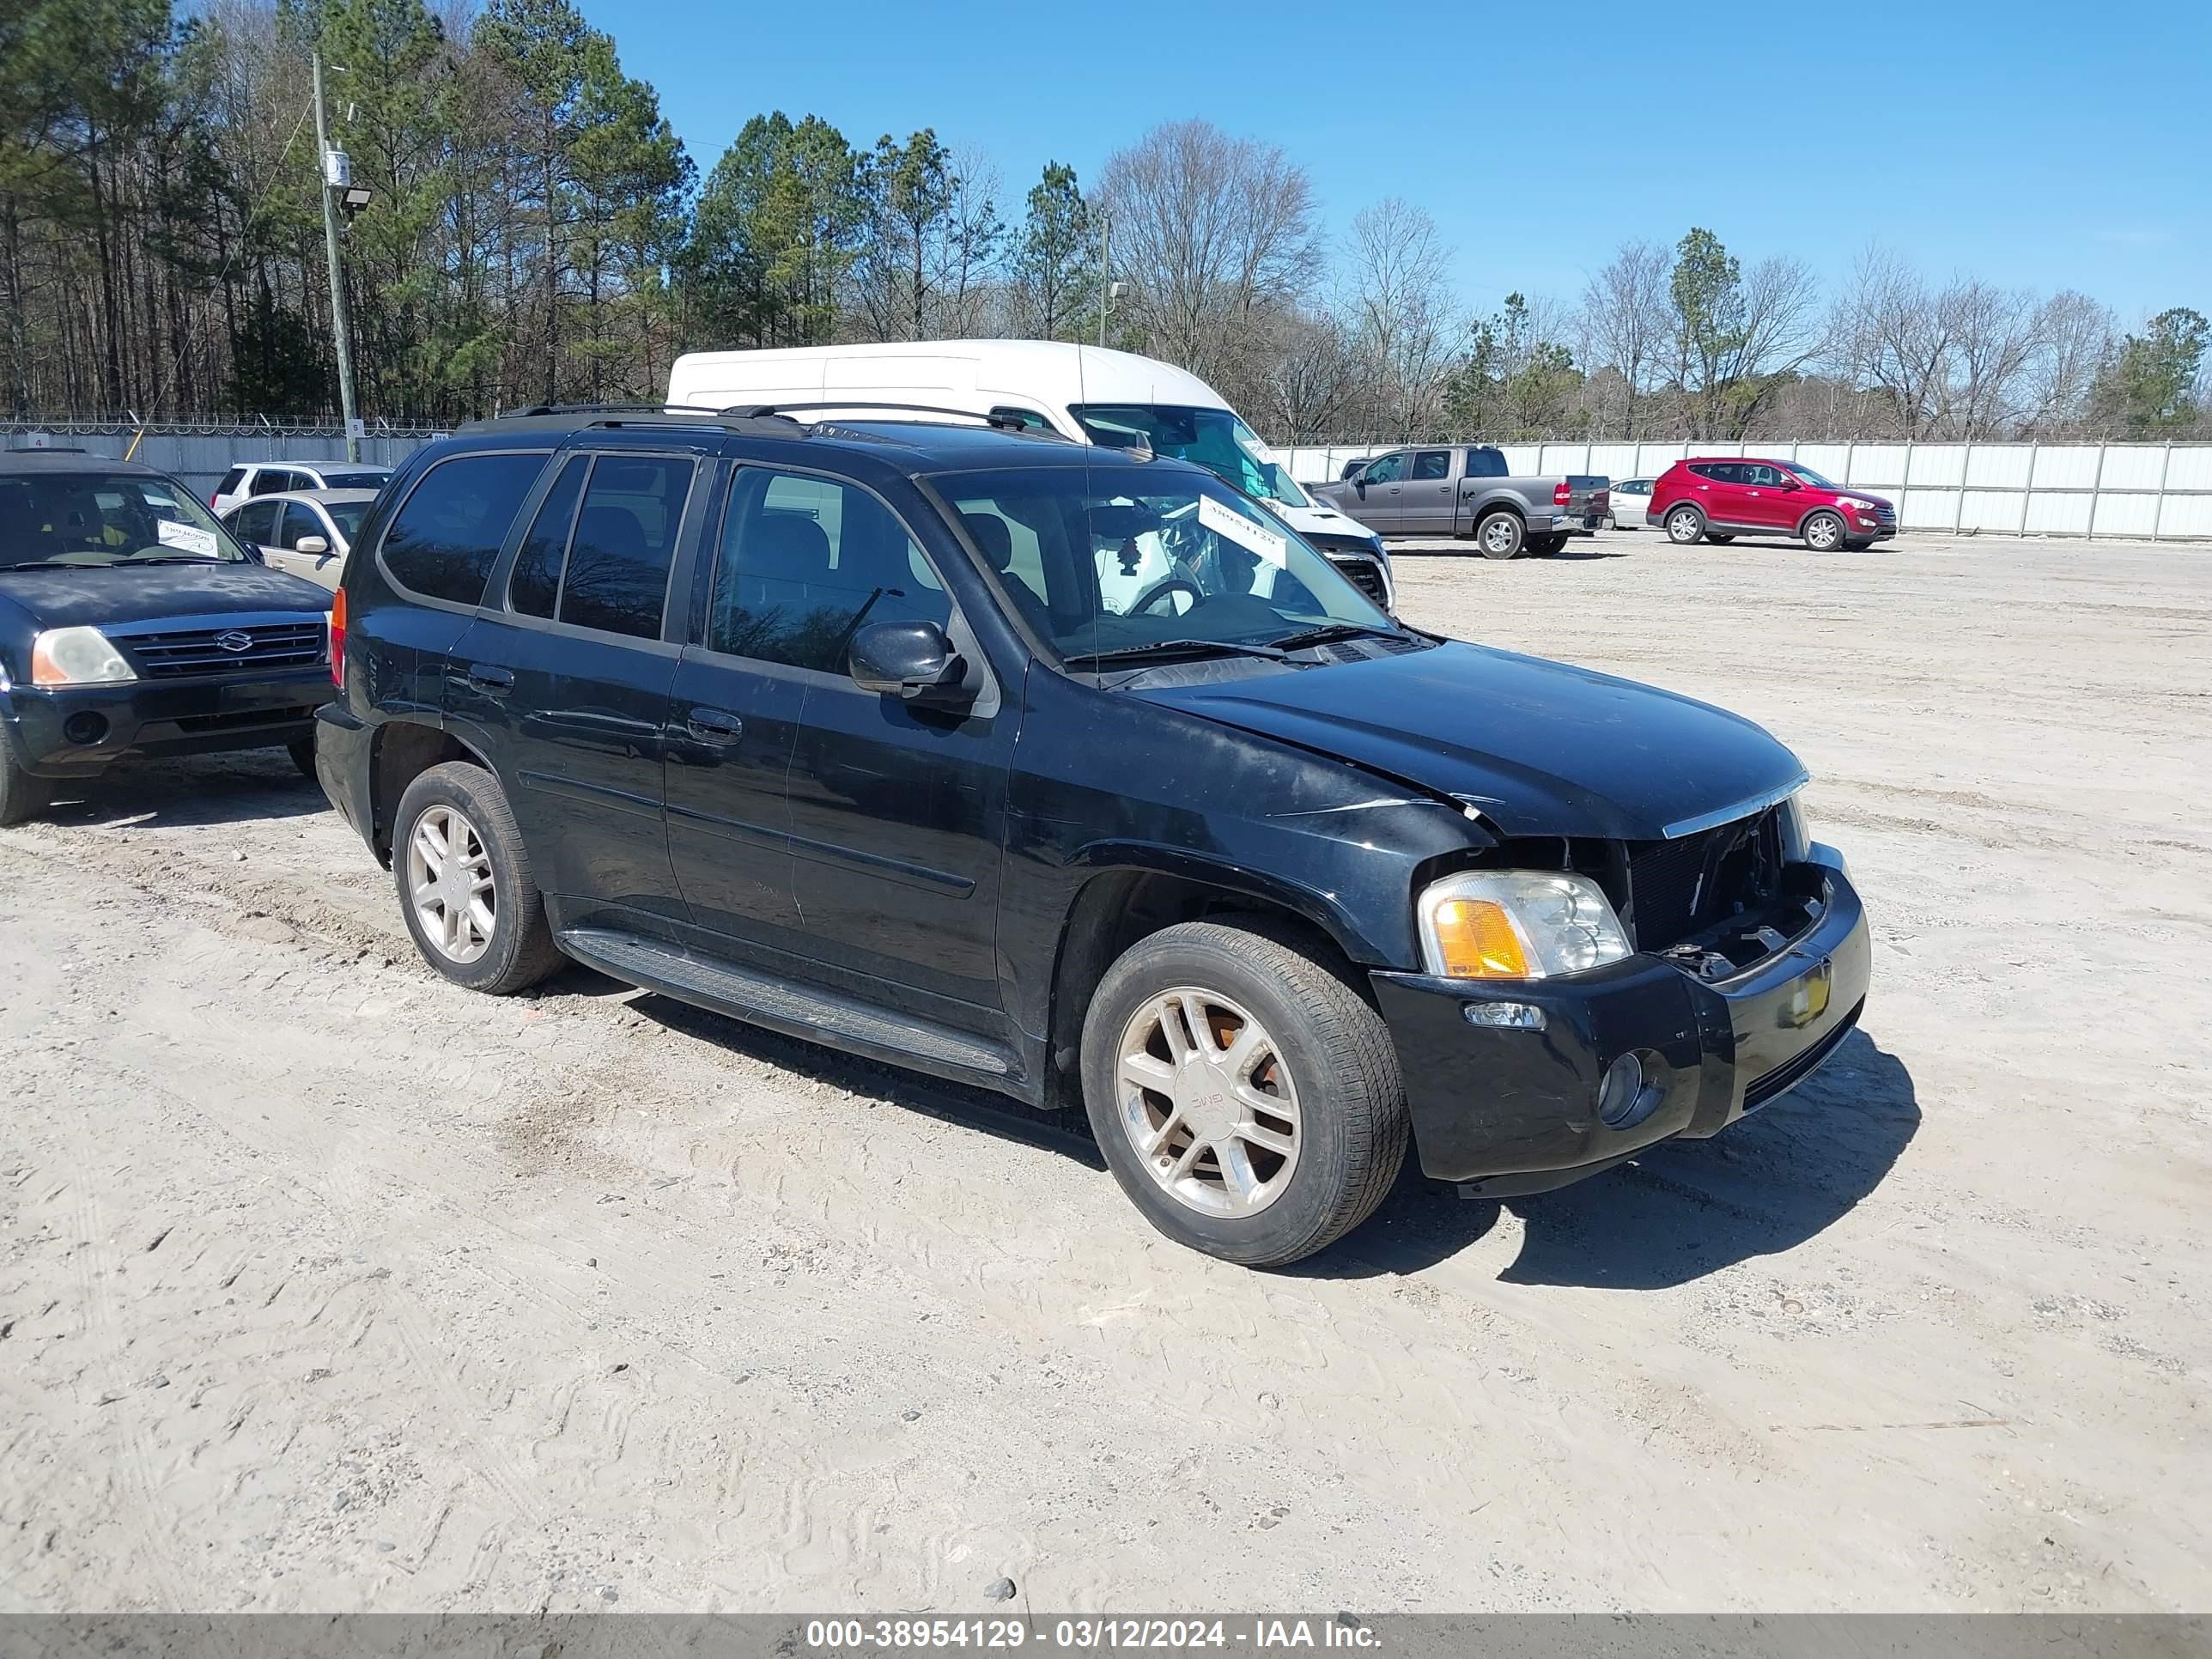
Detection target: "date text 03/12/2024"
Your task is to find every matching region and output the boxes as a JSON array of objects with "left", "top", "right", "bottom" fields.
[{"left": 802, "top": 1618, "right": 1382, "bottom": 1650}]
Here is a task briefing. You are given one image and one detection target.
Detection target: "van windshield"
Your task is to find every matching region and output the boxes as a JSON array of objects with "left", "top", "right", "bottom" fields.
[{"left": 1068, "top": 404, "right": 1305, "bottom": 509}]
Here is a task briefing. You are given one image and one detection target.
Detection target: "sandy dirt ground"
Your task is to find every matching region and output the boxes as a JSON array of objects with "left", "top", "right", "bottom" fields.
[{"left": 2, "top": 529, "right": 2207, "bottom": 1615}]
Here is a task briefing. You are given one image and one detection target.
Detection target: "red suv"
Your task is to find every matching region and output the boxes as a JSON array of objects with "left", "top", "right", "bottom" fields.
[{"left": 1648, "top": 459, "right": 1895, "bottom": 551}]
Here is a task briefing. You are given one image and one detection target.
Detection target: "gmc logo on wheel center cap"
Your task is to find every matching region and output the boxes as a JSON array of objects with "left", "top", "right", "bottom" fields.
[{"left": 214, "top": 630, "right": 253, "bottom": 653}]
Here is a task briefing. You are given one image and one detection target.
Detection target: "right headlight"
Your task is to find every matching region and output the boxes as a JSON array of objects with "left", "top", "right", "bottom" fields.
[
  {"left": 1416, "top": 870, "right": 1632, "bottom": 980},
  {"left": 31, "top": 626, "right": 137, "bottom": 687}
]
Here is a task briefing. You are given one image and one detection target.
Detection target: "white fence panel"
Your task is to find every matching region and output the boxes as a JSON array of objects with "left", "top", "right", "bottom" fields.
[
  {"left": 2167, "top": 447, "right": 2212, "bottom": 490},
  {"left": 2098, "top": 447, "right": 2167, "bottom": 490},
  {"left": 2033, "top": 447, "right": 2102, "bottom": 489},
  {"left": 2162, "top": 494, "right": 2212, "bottom": 538},
  {"left": 1793, "top": 443, "right": 1854, "bottom": 479},
  {"left": 2094, "top": 494, "right": 2161, "bottom": 538},
  {"left": 1965, "top": 447, "right": 2033, "bottom": 488},
  {"left": 2025, "top": 492, "right": 2095, "bottom": 535},
  {"left": 1908, "top": 445, "right": 1969, "bottom": 487}
]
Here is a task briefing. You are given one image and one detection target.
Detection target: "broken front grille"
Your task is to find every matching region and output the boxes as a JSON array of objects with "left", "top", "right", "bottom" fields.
[{"left": 1624, "top": 806, "right": 1788, "bottom": 954}]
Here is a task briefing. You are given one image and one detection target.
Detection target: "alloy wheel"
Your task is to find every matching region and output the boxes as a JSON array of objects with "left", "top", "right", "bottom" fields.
[
  {"left": 405, "top": 804, "right": 496, "bottom": 964},
  {"left": 1668, "top": 509, "right": 1702, "bottom": 543},
  {"left": 1114, "top": 988, "right": 1302, "bottom": 1218}
]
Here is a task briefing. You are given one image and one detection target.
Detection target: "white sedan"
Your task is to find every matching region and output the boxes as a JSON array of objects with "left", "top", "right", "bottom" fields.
[
  {"left": 1607, "top": 477, "right": 1656, "bottom": 529},
  {"left": 220, "top": 489, "right": 380, "bottom": 587}
]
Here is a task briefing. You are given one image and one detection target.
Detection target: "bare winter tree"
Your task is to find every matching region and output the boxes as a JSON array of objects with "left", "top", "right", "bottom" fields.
[
  {"left": 1577, "top": 241, "right": 1671, "bottom": 437},
  {"left": 1830, "top": 250, "right": 1956, "bottom": 437},
  {"left": 1252, "top": 306, "right": 1365, "bottom": 442},
  {"left": 1096, "top": 119, "right": 1321, "bottom": 389},
  {"left": 2019, "top": 290, "right": 2116, "bottom": 434},
  {"left": 1342, "top": 198, "right": 1455, "bottom": 441},
  {"left": 1945, "top": 278, "right": 2045, "bottom": 438}
]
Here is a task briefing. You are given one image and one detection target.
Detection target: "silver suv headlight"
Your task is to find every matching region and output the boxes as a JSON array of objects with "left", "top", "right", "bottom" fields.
[{"left": 1416, "top": 870, "right": 1632, "bottom": 981}]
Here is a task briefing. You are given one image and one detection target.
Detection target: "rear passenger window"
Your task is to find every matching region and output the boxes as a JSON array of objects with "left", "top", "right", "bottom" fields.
[
  {"left": 708, "top": 469, "right": 948, "bottom": 671},
  {"left": 216, "top": 467, "right": 246, "bottom": 498},
  {"left": 556, "top": 455, "right": 694, "bottom": 639},
  {"left": 1411, "top": 450, "right": 1450, "bottom": 480},
  {"left": 508, "top": 455, "right": 587, "bottom": 619},
  {"left": 250, "top": 469, "right": 289, "bottom": 496},
  {"left": 380, "top": 452, "right": 546, "bottom": 606}
]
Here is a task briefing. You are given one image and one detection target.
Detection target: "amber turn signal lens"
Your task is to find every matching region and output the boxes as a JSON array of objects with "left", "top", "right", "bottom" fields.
[{"left": 1428, "top": 897, "right": 1529, "bottom": 979}]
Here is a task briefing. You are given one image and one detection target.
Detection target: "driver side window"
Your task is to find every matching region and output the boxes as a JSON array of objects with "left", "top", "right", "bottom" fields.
[
  {"left": 708, "top": 469, "right": 950, "bottom": 671},
  {"left": 1361, "top": 453, "right": 1405, "bottom": 483}
]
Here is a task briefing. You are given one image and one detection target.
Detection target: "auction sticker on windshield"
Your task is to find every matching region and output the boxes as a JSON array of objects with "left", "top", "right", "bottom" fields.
[
  {"left": 158, "top": 520, "right": 219, "bottom": 556},
  {"left": 1198, "top": 495, "right": 1288, "bottom": 568}
]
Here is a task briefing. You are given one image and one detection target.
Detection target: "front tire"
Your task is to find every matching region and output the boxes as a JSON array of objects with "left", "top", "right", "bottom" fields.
[
  {"left": 1526, "top": 533, "right": 1568, "bottom": 557},
  {"left": 1704, "top": 532, "right": 1735, "bottom": 544},
  {"left": 1474, "top": 511, "right": 1526, "bottom": 561},
  {"left": 287, "top": 734, "right": 319, "bottom": 781},
  {"left": 0, "top": 738, "right": 54, "bottom": 828},
  {"left": 1664, "top": 505, "right": 1706, "bottom": 544},
  {"left": 1080, "top": 919, "right": 1409, "bottom": 1268},
  {"left": 1802, "top": 511, "right": 1846, "bottom": 551},
  {"left": 392, "top": 761, "right": 564, "bottom": 995}
]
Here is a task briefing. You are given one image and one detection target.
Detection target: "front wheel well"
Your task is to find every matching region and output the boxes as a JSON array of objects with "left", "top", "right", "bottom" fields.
[
  {"left": 1043, "top": 871, "right": 1367, "bottom": 1112},
  {"left": 368, "top": 720, "right": 484, "bottom": 865}
]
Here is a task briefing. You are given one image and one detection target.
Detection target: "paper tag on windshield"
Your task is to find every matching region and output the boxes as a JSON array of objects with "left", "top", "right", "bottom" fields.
[
  {"left": 1198, "top": 495, "right": 1288, "bottom": 568},
  {"left": 158, "top": 520, "right": 219, "bottom": 557}
]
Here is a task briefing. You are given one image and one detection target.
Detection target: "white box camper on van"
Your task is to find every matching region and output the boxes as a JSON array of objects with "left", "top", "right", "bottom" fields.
[{"left": 665, "top": 339, "right": 1394, "bottom": 611}]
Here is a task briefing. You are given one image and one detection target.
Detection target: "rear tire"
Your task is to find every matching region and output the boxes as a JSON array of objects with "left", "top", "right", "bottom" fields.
[
  {"left": 1080, "top": 919, "right": 1409, "bottom": 1268},
  {"left": 1664, "top": 505, "right": 1706, "bottom": 544},
  {"left": 1474, "top": 511, "right": 1526, "bottom": 561},
  {"left": 1802, "top": 511, "right": 1846, "bottom": 552},
  {"left": 392, "top": 761, "right": 565, "bottom": 995},
  {"left": 287, "top": 733, "right": 319, "bottom": 781},
  {"left": 0, "top": 739, "right": 54, "bottom": 828}
]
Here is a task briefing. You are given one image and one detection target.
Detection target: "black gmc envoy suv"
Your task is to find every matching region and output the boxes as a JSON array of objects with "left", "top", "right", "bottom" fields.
[{"left": 316, "top": 405, "right": 1869, "bottom": 1267}]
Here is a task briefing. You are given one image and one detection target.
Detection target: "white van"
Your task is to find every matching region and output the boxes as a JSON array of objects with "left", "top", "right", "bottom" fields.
[{"left": 665, "top": 340, "right": 1393, "bottom": 611}]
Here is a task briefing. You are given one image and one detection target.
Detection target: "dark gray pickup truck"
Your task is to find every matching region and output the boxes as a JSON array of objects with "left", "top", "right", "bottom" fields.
[{"left": 1316, "top": 445, "right": 1609, "bottom": 560}]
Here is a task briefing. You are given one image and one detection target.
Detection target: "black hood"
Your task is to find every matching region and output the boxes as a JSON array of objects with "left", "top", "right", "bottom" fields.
[
  {"left": 0, "top": 562, "right": 331, "bottom": 629},
  {"left": 1135, "top": 641, "right": 1807, "bottom": 842}
]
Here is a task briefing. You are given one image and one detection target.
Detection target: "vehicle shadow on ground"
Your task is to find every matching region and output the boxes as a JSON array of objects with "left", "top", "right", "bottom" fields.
[
  {"left": 620, "top": 990, "right": 1107, "bottom": 1168},
  {"left": 33, "top": 752, "right": 330, "bottom": 830},
  {"left": 1296, "top": 1030, "right": 1919, "bottom": 1287}
]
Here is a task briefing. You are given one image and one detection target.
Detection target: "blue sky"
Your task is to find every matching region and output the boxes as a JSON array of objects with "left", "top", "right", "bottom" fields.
[{"left": 576, "top": 0, "right": 2208, "bottom": 328}]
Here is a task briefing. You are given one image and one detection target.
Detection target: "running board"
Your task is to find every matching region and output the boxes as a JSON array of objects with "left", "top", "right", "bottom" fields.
[{"left": 556, "top": 927, "right": 1018, "bottom": 1081}]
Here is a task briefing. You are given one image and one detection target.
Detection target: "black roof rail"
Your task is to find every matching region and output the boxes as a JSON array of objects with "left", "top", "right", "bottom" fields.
[
  {"left": 722, "top": 400, "right": 1073, "bottom": 437},
  {"left": 5, "top": 444, "right": 88, "bottom": 453},
  {"left": 456, "top": 403, "right": 803, "bottom": 435}
]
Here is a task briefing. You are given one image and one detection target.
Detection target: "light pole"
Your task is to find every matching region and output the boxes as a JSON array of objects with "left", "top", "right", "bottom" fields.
[{"left": 312, "top": 50, "right": 362, "bottom": 462}]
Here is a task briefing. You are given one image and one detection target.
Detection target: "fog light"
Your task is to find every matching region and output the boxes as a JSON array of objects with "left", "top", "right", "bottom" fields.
[
  {"left": 1597, "top": 1052, "right": 1646, "bottom": 1127},
  {"left": 1463, "top": 1000, "right": 1546, "bottom": 1030},
  {"left": 63, "top": 710, "right": 108, "bottom": 745}
]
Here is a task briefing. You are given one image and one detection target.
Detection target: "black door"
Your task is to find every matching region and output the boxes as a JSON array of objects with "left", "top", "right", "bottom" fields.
[
  {"left": 445, "top": 446, "right": 705, "bottom": 932},
  {"left": 695, "top": 464, "right": 1013, "bottom": 1033}
]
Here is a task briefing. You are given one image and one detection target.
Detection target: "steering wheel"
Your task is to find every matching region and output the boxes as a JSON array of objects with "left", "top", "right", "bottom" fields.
[{"left": 1130, "top": 576, "right": 1203, "bottom": 617}]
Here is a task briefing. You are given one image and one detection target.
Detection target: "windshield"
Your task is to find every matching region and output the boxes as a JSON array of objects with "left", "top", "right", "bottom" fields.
[
  {"left": 326, "top": 501, "right": 371, "bottom": 541},
  {"left": 1786, "top": 464, "right": 1838, "bottom": 489},
  {"left": 1067, "top": 404, "right": 1303, "bottom": 509},
  {"left": 0, "top": 471, "right": 251, "bottom": 570},
  {"left": 939, "top": 464, "right": 1396, "bottom": 670}
]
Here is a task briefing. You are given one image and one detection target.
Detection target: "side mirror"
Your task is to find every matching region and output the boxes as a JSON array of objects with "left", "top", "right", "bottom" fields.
[
  {"left": 295, "top": 534, "right": 331, "bottom": 555},
  {"left": 848, "top": 619, "right": 972, "bottom": 709},
  {"left": 1354, "top": 477, "right": 1367, "bottom": 498}
]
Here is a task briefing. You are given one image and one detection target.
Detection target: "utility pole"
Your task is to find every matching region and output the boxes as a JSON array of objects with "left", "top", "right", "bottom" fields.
[
  {"left": 313, "top": 51, "right": 362, "bottom": 462},
  {"left": 1097, "top": 213, "right": 1109, "bottom": 349}
]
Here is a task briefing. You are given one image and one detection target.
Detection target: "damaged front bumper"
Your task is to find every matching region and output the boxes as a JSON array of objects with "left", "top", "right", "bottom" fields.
[{"left": 1370, "top": 845, "right": 1870, "bottom": 1190}]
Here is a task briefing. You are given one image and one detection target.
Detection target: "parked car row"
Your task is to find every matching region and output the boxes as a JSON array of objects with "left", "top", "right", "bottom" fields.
[{"left": 1, "top": 355, "right": 1871, "bottom": 1267}]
